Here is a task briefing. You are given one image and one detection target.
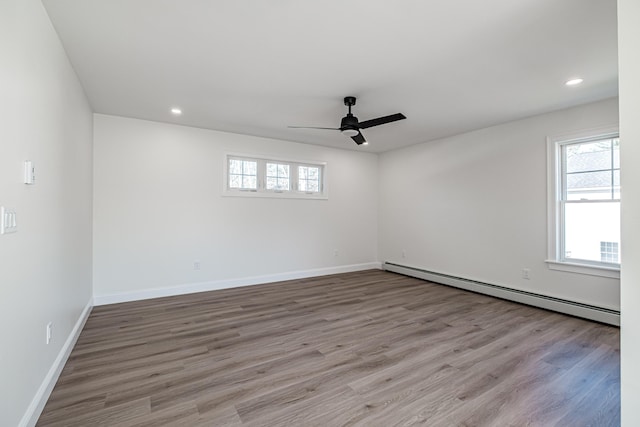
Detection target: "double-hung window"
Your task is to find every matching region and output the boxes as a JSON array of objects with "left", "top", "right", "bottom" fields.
[
  {"left": 547, "top": 126, "right": 620, "bottom": 277},
  {"left": 225, "top": 155, "right": 326, "bottom": 199}
]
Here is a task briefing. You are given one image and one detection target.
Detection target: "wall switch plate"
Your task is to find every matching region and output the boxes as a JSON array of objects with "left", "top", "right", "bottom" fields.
[
  {"left": 0, "top": 206, "right": 17, "bottom": 234},
  {"left": 24, "top": 160, "right": 35, "bottom": 184},
  {"left": 46, "top": 322, "right": 52, "bottom": 344}
]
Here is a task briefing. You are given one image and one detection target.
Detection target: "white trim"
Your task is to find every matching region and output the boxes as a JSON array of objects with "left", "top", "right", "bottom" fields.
[
  {"left": 20, "top": 300, "right": 93, "bottom": 427},
  {"left": 224, "top": 151, "right": 327, "bottom": 168},
  {"left": 547, "top": 124, "right": 620, "bottom": 146},
  {"left": 384, "top": 262, "right": 619, "bottom": 326},
  {"left": 93, "top": 262, "right": 382, "bottom": 306},
  {"left": 545, "top": 259, "right": 620, "bottom": 279},
  {"left": 222, "top": 189, "right": 329, "bottom": 200},
  {"left": 547, "top": 135, "right": 562, "bottom": 261}
]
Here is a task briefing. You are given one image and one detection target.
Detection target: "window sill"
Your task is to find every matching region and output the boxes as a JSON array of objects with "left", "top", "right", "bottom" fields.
[
  {"left": 222, "top": 190, "right": 328, "bottom": 200},
  {"left": 545, "top": 260, "right": 620, "bottom": 279}
]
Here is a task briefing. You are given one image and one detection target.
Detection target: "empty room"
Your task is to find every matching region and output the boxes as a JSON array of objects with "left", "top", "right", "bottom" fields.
[{"left": 2, "top": 0, "right": 639, "bottom": 426}]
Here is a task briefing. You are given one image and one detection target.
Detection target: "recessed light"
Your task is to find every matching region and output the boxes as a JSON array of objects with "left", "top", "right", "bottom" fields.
[
  {"left": 170, "top": 107, "right": 182, "bottom": 115},
  {"left": 565, "top": 78, "right": 584, "bottom": 86},
  {"left": 362, "top": 142, "right": 369, "bottom": 146}
]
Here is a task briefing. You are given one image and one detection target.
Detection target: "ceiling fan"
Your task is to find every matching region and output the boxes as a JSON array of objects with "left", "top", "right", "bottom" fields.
[{"left": 288, "top": 96, "right": 406, "bottom": 145}]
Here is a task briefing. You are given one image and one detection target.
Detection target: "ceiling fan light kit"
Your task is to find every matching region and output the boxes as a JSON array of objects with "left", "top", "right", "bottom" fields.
[
  {"left": 341, "top": 129, "right": 359, "bottom": 137},
  {"left": 289, "top": 96, "right": 406, "bottom": 146}
]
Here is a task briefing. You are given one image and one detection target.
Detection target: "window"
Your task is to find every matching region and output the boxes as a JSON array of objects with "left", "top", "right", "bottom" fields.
[
  {"left": 298, "top": 165, "right": 320, "bottom": 192},
  {"left": 228, "top": 158, "right": 257, "bottom": 190},
  {"left": 547, "top": 126, "right": 620, "bottom": 277},
  {"left": 266, "top": 162, "right": 290, "bottom": 191},
  {"left": 225, "top": 155, "right": 326, "bottom": 199},
  {"left": 600, "top": 241, "right": 619, "bottom": 263}
]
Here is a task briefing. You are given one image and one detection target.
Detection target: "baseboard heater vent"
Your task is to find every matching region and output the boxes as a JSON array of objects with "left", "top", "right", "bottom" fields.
[{"left": 384, "top": 262, "right": 620, "bottom": 326}]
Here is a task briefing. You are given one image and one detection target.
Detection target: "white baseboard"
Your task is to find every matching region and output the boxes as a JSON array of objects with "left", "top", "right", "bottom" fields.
[
  {"left": 20, "top": 299, "right": 93, "bottom": 427},
  {"left": 93, "top": 262, "right": 382, "bottom": 306},
  {"left": 384, "top": 262, "right": 620, "bottom": 326}
]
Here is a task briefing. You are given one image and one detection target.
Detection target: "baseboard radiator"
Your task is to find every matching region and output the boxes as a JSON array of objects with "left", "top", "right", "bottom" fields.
[{"left": 383, "top": 262, "right": 620, "bottom": 326}]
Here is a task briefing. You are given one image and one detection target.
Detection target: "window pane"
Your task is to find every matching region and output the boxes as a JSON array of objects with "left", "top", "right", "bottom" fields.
[
  {"left": 298, "top": 166, "right": 320, "bottom": 193},
  {"left": 229, "top": 159, "right": 242, "bottom": 174},
  {"left": 566, "top": 171, "right": 613, "bottom": 200},
  {"left": 600, "top": 241, "right": 619, "bottom": 263},
  {"left": 276, "top": 178, "right": 289, "bottom": 190},
  {"left": 244, "top": 161, "right": 257, "bottom": 175},
  {"left": 229, "top": 174, "right": 241, "bottom": 188},
  {"left": 242, "top": 176, "right": 257, "bottom": 189},
  {"left": 613, "top": 138, "right": 620, "bottom": 169},
  {"left": 278, "top": 164, "right": 289, "bottom": 177},
  {"left": 266, "top": 163, "right": 287, "bottom": 177},
  {"left": 565, "top": 140, "right": 611, "bottom": 173},
  {"left": 266, "top": 177, "right": 289, "bottom": 191},
  {"left": 228, "top": 159, "right": 258, "bottom": 190},
  {"left": 564, "top": 201, "right": 620, "bottom": 263},
  {"left": 614, "top": 170, "right": 620, "bottom": 199},
  {"left": 266, "top": 163, "right": 289, "bottom": 190},
  {"left": 266, "top": 177, "right": 277, "bottom": 190},
  {"left": 299, "top": 167, "right": 309, "bottom": 180}
]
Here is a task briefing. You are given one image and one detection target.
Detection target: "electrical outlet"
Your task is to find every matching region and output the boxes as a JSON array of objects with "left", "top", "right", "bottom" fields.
[
  {"left": 46, "top": 322, "right": 52, "bottom": 344},
  {"left": 522, "top": 268, "right": 531, "bottom": 280},
  {"left": 193, "top": 260, "right": 201, "bottom": 270},
  {"left": 402, "top": 249, "right": 406, "bottom": 258},
  {"left": 333, "top": 249, "right": 339, "bottom": 257}
]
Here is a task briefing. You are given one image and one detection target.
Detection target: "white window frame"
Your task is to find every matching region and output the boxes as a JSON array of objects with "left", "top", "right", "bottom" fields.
[
  {"left": 223, "top": 153, "right": 328, "bottom": 199},
  {"left": 265, "top": 161, "right": 291, "bottom": 192},
  {"left": 227, "top": 157, "right": 259, "bottom": 191},
  {"left": 546, "top": 124, "right": 620, "bottom": 278}
]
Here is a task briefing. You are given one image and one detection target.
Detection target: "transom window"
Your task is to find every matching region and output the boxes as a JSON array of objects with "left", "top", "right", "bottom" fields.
[
  {"left": 298, "top": 165, "right": 320, "bottom": 192},
  {"left": 547, "top": 127, "right": 620, "bottom": 276},
  {"left": 266, "top": 163, "right": 290, "bottom": 191},
  {"left": 228, "top": 158, "right": 257, "bottom": 190},
  {"left": 225, "top": 155, "right": 326, "bottom": 199}
]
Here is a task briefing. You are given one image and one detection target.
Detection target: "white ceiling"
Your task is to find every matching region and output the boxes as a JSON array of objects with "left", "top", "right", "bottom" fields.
[{"left": 42, "top": 0, "right": 618, "bottom": 153}]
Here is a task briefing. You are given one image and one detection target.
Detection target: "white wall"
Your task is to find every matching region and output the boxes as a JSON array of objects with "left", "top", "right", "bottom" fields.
[
  {"left": 0, "top": 0, "right": 94, "bottom": 425},
  {"left": 619, "top": 0, "right": 640, "bottom": 424},
  {"left": 93, "top": 115, "right": 379, "bottom": 302},
  {"left": 379, "top": 98, "right": 620, "bottom": 310}
]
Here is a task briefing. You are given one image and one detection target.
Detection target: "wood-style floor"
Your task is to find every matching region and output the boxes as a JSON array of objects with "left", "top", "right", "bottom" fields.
[{"left": 37, "top": 270, "right": 620, "bottom": 426}]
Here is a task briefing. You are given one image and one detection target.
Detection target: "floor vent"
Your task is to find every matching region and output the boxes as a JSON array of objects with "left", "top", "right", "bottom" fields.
[{"left": 384, "top": 262, "right": 619, "bottom": 326}]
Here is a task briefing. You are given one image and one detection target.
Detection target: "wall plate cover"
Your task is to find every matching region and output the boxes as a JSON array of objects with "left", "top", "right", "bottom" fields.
[
  {"left": 1, "top": 206, "right": 17, "bottom": 234},
  {"left": 24, "top": 160, "right": 35, "bottom": 184}
]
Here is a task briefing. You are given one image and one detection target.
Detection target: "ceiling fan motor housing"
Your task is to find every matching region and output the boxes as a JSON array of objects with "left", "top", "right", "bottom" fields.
[{"left": 340, "top": 114, "right": 359, "bottom": 131}]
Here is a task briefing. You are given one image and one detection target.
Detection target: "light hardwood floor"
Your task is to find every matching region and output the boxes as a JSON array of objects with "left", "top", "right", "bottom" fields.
[{"left": 37, "top": 270, "right": 620, "bottom": 426}]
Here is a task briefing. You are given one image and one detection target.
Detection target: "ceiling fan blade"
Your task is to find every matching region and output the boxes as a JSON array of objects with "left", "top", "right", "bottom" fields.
[
  {"left": 351, "top": 131, "right": 366, "bottom": 145},
  {"left": 358, "top": 113, "right": 406, "bottom": 129},
  {"left": 287, "top": 126, "right": 340, "bottom": 130}
]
